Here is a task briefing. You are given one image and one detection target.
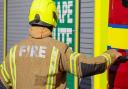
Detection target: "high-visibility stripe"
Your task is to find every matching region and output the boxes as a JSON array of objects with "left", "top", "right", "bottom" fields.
[
  {"left": 74, "top": 76, "right": 78, "bottom": 89},
  {"left": 101, "top": 53, "right": 111, "bottom": 67},
  {"left": 70, "top": 53, "right": 80, "bottom": 89},
  {"left": 1, "top": 64, "right": 9, "bottom": 83},
  {"left": 70, "top": 52, "right": 79, "bottom": 75},
  {"left": 74, "top": 53, "right": 80, "bottom": 75},
  {"left": 46, "top": 47, "right": 59, "bottom": 89},
  {"left": 70, "top": 52, "right": 77, "bottom": 74},
  {"left": 0, "top": 59, "right": 11, "bottom": 83},
  {"left": 10, "top": 46, "right": 17, "bottom": 89},
  {"left": 3, "top": 61, "right": 10, "bottom": 79},
  {"left": 10, "top": 47, "right": 14, "bottom": 88},
  {"left": 74, "top": 54, "right": 79, "bottom": 89},
  {"left": 13, "top": 46, "right": 17, "bottom": 89}
]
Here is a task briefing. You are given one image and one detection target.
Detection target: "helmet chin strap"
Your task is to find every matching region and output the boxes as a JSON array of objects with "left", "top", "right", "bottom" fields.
[{"left": 34, "top": 14, "right": 40, "bottom": 23}]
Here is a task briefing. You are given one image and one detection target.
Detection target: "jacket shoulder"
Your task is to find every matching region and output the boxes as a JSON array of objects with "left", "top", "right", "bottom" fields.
[{"left": 49, "top": 38, "right": 68, "bottom": 53}]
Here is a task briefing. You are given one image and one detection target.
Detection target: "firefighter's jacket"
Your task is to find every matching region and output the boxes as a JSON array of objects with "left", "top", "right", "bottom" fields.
[{"left": 0, "top": 27, "right": 116, "bottom": 89}]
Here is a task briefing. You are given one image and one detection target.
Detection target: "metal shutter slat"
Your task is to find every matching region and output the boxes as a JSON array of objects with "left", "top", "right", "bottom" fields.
[
  {"left": 79, "top": 0, "right": 94, "bottom": 89},
  {"left": 7, "top": 0, "right": 32, "bottom": 52},
  {"left": 0, "top": 0, "right": 3, "bottom": 63}
]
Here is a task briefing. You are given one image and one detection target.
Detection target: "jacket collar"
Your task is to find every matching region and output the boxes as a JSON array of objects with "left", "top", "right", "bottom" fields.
[{"left": 29, "top": 26, "right": 52, "bottom": 39}]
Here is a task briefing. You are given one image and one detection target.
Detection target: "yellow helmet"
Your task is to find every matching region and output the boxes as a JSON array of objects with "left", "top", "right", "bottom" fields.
[{"left": 28, "top": 0, "right": 58, "bottom": 27}]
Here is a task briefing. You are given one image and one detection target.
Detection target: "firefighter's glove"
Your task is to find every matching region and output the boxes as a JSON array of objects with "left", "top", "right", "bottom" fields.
[
  {"left": 101, "top": 49, "right": 122, "bottom": 66},
  {"left": 117, "top": 56, "right": 128, "bottom": 63}
]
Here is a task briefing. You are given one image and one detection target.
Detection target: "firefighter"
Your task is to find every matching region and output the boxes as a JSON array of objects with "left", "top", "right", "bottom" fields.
[{"left": 0, "top": 0, "right": 122, "bottom": 89}]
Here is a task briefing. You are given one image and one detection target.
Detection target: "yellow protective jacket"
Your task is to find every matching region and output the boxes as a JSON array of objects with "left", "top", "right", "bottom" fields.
[{"left": 0, "top": 27, "right": 116, "bottom": 89}]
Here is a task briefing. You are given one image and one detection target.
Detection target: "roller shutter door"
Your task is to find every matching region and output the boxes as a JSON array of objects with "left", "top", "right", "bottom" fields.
[
  {"left": 79, "top": 0, "right": 94, "bottom": 89},
  {"left": 0, "top": 0, "right": 4, "bottom": 63},
  {"left": 7, "top": 0, "right": 32, "bottom": 52}
]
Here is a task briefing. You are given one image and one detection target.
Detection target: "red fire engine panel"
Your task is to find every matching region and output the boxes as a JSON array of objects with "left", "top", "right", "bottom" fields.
[
  {"left": 108, "top": 46, "right": 128, "bottom": 89},
  {"left": 109, "top": 0, "right": 128, "bottom": 25}
]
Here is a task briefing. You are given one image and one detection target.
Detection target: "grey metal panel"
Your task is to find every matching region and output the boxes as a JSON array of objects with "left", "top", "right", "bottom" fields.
[
  {"left": 81, "top": 0, "right": 94, "bottom": 2},
  {"left": 80, "top": 43, "right": 93, "bottom": 49},
  {"left": 80, "top": 39, "right": 93, "bottom": 44},
  {"left": 81, "top": 2, "right": 94, "bottom": 8},
  {"left": 7, "top": 0, "right": 32, "bottom": 52},
  {"left": 81, "top": 13, "right": 93, "bottom": 18},
  {"left": 80, "top": 0, "right": 94, "bottom": 58},
  {"left": 80, "top": 34, "right": 93, "bottom": 39},
  {"left": 81, "top": 23, "right": 94, "bottom": 28},
  {"left": 0, "top": 0, "right": 3, "bottom": 63},
  {"left": 81, "top": 18, "right": 94, "bottom": 23},
  {"left": 81, "top": 8, "right": 94, "bottom": 12},
  {"left": 79, "top": 0, "right": 94, "bottom": 89},
  {"left": 80, "top": 28, "right": 94, "bottom": 33}
]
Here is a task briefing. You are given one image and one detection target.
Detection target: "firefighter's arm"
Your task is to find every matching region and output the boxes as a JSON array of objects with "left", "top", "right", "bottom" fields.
[
  {"left": 0, "top": 55, "right": 12, "bottom": 88},
  {"left": 60, "top": 46, "right": 120, "bottom": 78},
  {"left": 75, "top": 52, "right": 114, "bottom": 77}
]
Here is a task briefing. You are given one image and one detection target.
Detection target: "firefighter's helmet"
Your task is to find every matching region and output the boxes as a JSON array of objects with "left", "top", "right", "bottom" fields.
[{"left": 28, "top": 0, "right": 58, "bottom": 27}]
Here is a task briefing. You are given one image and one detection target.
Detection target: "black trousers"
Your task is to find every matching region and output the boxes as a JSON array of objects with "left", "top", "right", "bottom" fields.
[{"left": 0, "top": 80, "right": 6, "bottom": 89}]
